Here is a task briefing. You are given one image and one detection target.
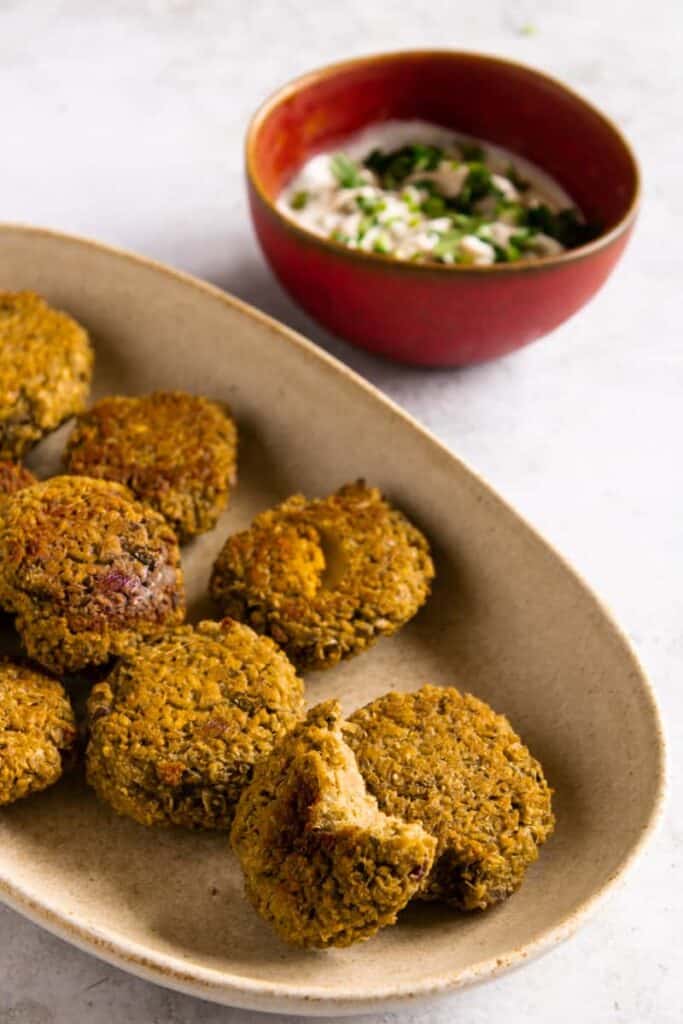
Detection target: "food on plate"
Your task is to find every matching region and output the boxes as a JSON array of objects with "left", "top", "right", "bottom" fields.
[
  {"left": 0, "top": 659, "right": 77, "bottom": 806},
  {"left": 64, "top": 391, "right": 238, "bottom": 541},
  {"left": 345, "top": 684, "right": 555, "bottom": 910},
  {"left": 0, "top": 291, "right": 93, "bottom": 460},
  {"left": 86, "top": 618, "right": 304, "bottom": 829},
  {"left": 0, "top": 475, "right": 185, "bottom": 674},
  {"left": 231, "top": 700, "right": 436, "bottom": 948},
  {"left": 209, "top": 480, "right": 434, "bottom": 671},
  {"left": 0, "top": 461, "right": 37, "bottom": 500},
  {"left": 279, "top": 119, "right": 596, "bottom": 266}
]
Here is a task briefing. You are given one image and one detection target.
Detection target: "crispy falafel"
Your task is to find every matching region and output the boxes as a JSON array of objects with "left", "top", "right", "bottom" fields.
[
  {"left": 86, "top": 618, "right": 304, "bottom": 829},
  {"left": 0, "top": 475, "right": 185, "bottom": 674},
  {"left": 0, "top": 291, "right": 93, "bottom": 460},
  {"left": 210, "top": 481, "right": 434, "bottom": 671},
  {"left": 64, "top": 391, "right": 238, "bottom": 541},
  {"left": 0, "top": 660, "right": 77, "bottom": 806},
  {"left": 231, "top": 701, "right": 436, "bottom": 948},
  {"left": 0, "top": 461, "right": 37, "bottom": 500},
  {"left": 345, "top": 685, "right": 554, "bottom": 911}
]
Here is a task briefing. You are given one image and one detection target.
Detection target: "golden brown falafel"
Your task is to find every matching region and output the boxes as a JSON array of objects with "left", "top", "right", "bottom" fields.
[
  {"left": 231, "top": 701, "right": 436, "bottom": 949},
  {"left": 0, "top": 475, "right": 185, "bottom": 674},
  {"left": 345, "top": 685, "right": 554, "bottom": 911},
  {"left": 0, "top": 291, "right": 93, "bottom": 460},
  {"left": 0, "top": 660, "right": 77, "bottom": 806},
  {"left": 64, "top": 391, "right": 238, "bottom": 541},
  {"left": 0, "top": 461, "right": 37, "bottom": 500},
  {"left": 86, "top": 618, "right": 304, "bottom": 829},
  {"left": 210, "top": 481, "right": 434, "bottom": 671}
]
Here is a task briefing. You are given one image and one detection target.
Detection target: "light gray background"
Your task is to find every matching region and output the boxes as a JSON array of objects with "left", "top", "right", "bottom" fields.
[{"left": 1, "top": 1, "right": 681, "bottom": 1022}]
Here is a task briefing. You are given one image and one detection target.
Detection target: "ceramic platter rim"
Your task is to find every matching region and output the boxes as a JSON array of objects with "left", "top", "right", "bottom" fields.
[{"left": 0, "top": 223, "right": 666, "bottom": 1016}]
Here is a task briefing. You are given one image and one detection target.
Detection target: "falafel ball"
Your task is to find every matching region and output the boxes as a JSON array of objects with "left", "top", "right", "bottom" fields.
[
  {"left": 210, "top": 481, "right": 434, "bottom": 671},
  {"left": 231, "top": 701, "right": 436, "bottom": 948},
  {"left": 0, "top": 291, "right": 93, "bottom": 460},
  {"left": 0, "top": 660, "right": 78, "bottom": 806},
  {"left": 0, "top": 475, "right": 185, "bottom": 674},
  {"left": 64, "top": 391, "right": 238, "bottom": 541},
  {"left": 0, "top": 461, "right": 37, "bottom": 500},
  {"left": 345, "top": 685, "right": 554, "bottom": 911},
  {"left": 86, "top": 618, "right": 305, "bottom": 829}
]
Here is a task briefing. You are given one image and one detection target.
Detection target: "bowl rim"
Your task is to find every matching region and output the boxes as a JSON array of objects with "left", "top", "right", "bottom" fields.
[{"left": 245, "top": 48, "right": 641, "bottom": 276}]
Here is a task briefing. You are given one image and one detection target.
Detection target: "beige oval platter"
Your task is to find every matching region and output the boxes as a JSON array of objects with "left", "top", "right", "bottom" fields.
[{"left": 0, "top": 224, "right": 665, "bottom": 1016}]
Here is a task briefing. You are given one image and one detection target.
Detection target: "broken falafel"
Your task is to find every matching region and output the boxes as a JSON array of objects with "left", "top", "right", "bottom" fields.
[
  {"left": 0, "top": 475, "right": 185, "bottom": 674},
  {"left": 231, "top": 700, "right": 436, "bottom": 948},
  {"left": 86, "top": 618, "right": 304, "bottom": 829},
  {"left": 345, "top": 685, "right": 554, "bottom": 911},
  {"left": 64, "top": 391, "right": 238, "bottom": 541},
  {"left": 0, "top": 291, "right": 93, "bottom": 460},
  {"left": 0, "top": 659, "right": 77, "bottom": 806},
  {"left": 210, "top": 481, "right": 434, "bottom": 671}
]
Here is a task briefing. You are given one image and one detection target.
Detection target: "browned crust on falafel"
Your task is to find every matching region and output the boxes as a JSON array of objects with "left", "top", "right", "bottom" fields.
[
  {"left": 0, "top": 475, "right": 185, "bottom": 674},
  {"left": 345, "top": 685, "right": 555, "bottom": 911},
  {"left": 64, "top": 391, "right": 238, "bottom": 541},
  {"left": 86, "top": 618, "right": 304, "bottom": 829},
  {"left": 0, "top": 461, "right": 37, "bottom": 499},
  {"left": 210, "top": 481, "right": 434, "bottom": 671},
  {"left": 0, "top": 659, "right": 77, "bottom": 806},
  {"left": 0, "top": 291, "right": 93, "bottom": 460},
  {"left": 230, "top": 701, "right": 436, "bottom": 949}
]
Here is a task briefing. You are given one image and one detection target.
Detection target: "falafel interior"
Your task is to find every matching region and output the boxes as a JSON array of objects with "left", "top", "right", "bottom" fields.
[
  {"left": 64, "top": 390, "right": 238, "bottom": 541},
  {"left": 345, "top": 684, "right": 555, "bottom": 912},
  {"left": 230, "top": 700, "right": 436, "bottom": 949},
  {"left": 0, "top": 659, "right": 78, "bottom": 806},
  {"left": 210, "top": 480, "right": 435, "bottom": 671},
  {"left": 85, "top": 618, "right": 305, "bottom": 829}
]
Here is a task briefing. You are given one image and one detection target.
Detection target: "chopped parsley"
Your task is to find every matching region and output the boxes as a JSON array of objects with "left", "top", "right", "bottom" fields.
[
  {"left": 282, "top": 129, "right": 596, "bottom": 266},
  {"left": 330, "top": 153, "right": 365, "bottom": 188},
  {"left": 364, "top": 143, "right": 443, "bottom": 188},
  {"left": 290, "top": 190, "right": 309, "bottom": 210}
]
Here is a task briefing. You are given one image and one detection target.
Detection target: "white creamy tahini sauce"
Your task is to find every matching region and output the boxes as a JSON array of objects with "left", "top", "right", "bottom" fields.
[{"left": 278, "top": 120, "right": 579, "bottom": 266}]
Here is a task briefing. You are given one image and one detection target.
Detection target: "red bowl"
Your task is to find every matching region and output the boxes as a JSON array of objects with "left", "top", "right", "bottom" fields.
[{"left": 246, "top": 51, "right": 640, "bottom": 367}]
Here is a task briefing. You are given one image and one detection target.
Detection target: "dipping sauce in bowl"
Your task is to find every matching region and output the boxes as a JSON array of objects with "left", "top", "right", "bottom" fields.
[
  {"left": 246, "top": 51, "right": 640, "bottom": 366},
  {"left": 278, "top": 120, "right": 595, "bottom": 267}
]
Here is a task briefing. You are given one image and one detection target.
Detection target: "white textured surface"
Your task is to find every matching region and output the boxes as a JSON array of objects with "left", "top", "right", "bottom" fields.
[{"left": 0, "top": 2, "right": 680, "bottom": 1022}]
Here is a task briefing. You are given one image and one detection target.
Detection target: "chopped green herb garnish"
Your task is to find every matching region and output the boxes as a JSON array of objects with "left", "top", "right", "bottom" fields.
[
  {"left": 522, "top": 204, "right": 599, "bottom": 247},
  {"left": 451, "top": 212, "right": 483, "bottom": 232},
  {"left": 455, "top": 164, "right": 498, "bottom": 213},
  {"left": 364, "top": 143, "right": 443, "bottom": 188},
  {"left": 330, "top": 153, "right": 364, "bottom": 188},
  {"left": 496, "top": 200, "right": 527, "bottom": 225},
  {"left": 460, "top": 142, "right": 486, "bottom": 162},
  {"left": 421, "top": 195, "right": 448, "bottom": 218},
  {"left": 491, "top": 242, "right": 522, "bottom": 263},
  {"left": 285, "top": 132, "right": 588, "bottom": 266},
  {"left": 357, "top": 215, "right": 376, "bottom": 240},
  {"left": 355, "top": 194, "right": 384, "bottom": 215},
  {"left": 290, "top": 190, "right": 309, "bottom": 210},
  {"left": 506, "top": 163, "right": 530, "bottom": 192},
  {"left": 432, "top": 230, "right": 466, "bottom": 261}
]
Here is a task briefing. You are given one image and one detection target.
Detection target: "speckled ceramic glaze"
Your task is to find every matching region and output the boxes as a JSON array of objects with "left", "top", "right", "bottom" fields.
[
  {"left": 247, "top": 51, "right": 640, "bottom": 366},
  {"left": 0, "top": 226, "right": 664, "bottom": 1016}
]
